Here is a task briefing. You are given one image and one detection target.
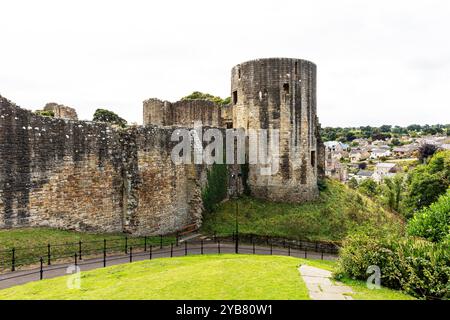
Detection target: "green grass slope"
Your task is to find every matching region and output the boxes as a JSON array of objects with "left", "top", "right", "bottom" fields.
[
  {"left": 201, "top": 179, "right": 403, "bottom": 241},
  {"left": 0, "top": 255, "right": 415, "bottom": 300},
  {"left": 0, "top": 255, "right": 309, "bottom": 300}
]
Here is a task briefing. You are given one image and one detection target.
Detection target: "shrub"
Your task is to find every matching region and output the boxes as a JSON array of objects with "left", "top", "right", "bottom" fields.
[
  {"left": 335, "top": 229, "right": 450, "bottom": 299},
  {"left": 93, "top": 109, "right": 127, "bottom": 128},
  {"left": 407, "top": 188, "right": 450, "bottom": 242}
]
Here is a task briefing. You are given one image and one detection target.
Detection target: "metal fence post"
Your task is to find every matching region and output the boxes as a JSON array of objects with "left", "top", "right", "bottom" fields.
[
  {"left": 218, "top": 240, "right": 221, "bottom": 254},
  {"left": 149, "top": 245, "right": 153, "bottom": 260},
  {"left": 39, "top": 257, "right": 43, "bottom": 280},
  {"left": 253, "top": 241, "right": 255, "bottom": 254},
  {"left": 288, "top": 245, "right": 291, "bottom": 256},
  {"left": 79, "top": 240, "right": 82, "bottom": 260},
  {"left": 201, "top": 240, "right": 203, "bottom": 255},
  {"left": 11, "top": 248, "right": 15, "bottom": 272},
  {"left": 160, "top": 235, "right": 163, "bottom": 249},
  {"left": 144, "top": 236, "right": 147, "bottom": 252},
  {"left": 74, "top": 253, "right": 78, "bottom": 266},
  {"left": 184, "top": 241, "right": 188, "bottom": 256},
  {"left": 103, "top": 239, "right": 107, "bottom": 267},
  {"left": 321, "top": 249, "right": 324, "bottom": 260},
  {"left": 129, "top": 247, "right": 133, "bottom": 263},
  {"left": 315, "top": 241, "right": 318, "bottom": 252},
  {"left": 170, "top": 243, "right": 173, "bottom": 257},
  {"left": 270, "top": 243, "right": 273, "bottom": 255},
  {"left": 304, "top": 248, "right": 307, "bottom": 259},
  {"left": 47, "top": 244, "right": 51, "bottom": 265},
  {"left": 125, "top": 236, "right": 128, "bottom": 254}
]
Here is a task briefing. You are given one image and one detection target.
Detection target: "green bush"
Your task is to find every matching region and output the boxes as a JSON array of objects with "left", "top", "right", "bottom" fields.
[
  {"left": 93, "top": 108, "right": 127, "bottom": 128},
  {"left": 405, "top": 150, "right": 450, "bottom": 214},
  {"left": 335, "top": 229, "right": 450, "bottom": 299},
  {"left": 407, "top": 188, "right": 450, "bottom": 242}
]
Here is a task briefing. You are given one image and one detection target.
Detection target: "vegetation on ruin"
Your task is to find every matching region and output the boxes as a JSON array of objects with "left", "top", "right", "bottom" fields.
[
  {"left": 34, "top": 110, "right": 55, "bottom": 118},
  {"left": 92, "top": 108, "right": 127, "bottom": 128},
  {"left": 202, "top": 163, "right": 228, "bottom": 213},
  {"left": 0, "top": 254, "right": 414, "bottom": 300},
  {"left": 201, "top": 179, "right": 403, "bottom": 241},
  {"left": 181, "top": 91, "right": 231, "bottom": 106}
]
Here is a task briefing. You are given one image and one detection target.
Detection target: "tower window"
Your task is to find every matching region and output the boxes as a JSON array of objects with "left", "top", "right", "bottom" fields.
[
  {"left": 311, "top": 151, "right": 316, "bottom": 167},
  {"left": 233, "top": 90, "right": 238, "bottom": 104},
  {"left": 295, "top": 61, "right": 298, "bottom": 75},
  {"left": 238, "top": 68, "right": 241, "bottom": 80},
  {"left": 283, "top": 83, "right": 289, "bottom": 94}
]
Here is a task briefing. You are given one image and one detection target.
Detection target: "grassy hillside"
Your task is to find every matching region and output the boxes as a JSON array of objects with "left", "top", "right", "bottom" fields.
[
  {"left": 201, "top": 179, "right": 403, "bottom": 241},
  {"left": 0, "top": 255, "right": 414, "bottom": 300}
]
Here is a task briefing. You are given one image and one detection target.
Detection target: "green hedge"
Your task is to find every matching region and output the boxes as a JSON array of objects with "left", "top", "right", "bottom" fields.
[{"left": 335, "top": 229, "right": 450, "bottom": 299}]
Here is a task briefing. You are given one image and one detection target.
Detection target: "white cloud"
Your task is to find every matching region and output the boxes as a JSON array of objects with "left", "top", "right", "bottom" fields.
[{"left": 0, "top": 0, "right": 449, "bottom": 126}]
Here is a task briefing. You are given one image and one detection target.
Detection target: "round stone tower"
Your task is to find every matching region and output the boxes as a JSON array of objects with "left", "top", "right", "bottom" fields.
[{"left": 231, "top": 58, "right": 320, "bottom": 202}]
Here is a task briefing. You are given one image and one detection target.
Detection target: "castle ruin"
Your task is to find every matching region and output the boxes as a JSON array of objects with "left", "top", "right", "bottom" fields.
[{"left": 0, "top": 58, "right": 324, "bottom": 235}]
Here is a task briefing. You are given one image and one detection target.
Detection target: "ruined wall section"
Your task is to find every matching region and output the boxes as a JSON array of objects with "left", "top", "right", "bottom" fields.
[
  {"left": 0, "top": 95, "right": 124, "bottom": 232},
  {"left": 0, "top": 95, "right": 203, "bottom": 235},
  {"left": 43, "top": 102, "right": 78, "bottom": 120},
  {"left": 143, "top": 98, "right": 224, "bottom": 128}
]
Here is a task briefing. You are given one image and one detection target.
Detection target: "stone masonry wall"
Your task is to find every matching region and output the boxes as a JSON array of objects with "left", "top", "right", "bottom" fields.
[
  {"left": 0, "top": 95, "right": 203, "bottom": 235},
  {"left": 143, "top": 98, "right": 224, "bottom": 128}
]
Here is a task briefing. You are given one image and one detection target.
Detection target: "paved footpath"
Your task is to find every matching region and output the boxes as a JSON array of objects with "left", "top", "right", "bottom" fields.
[
  {"left": 0, "top": 241, "right": 337, "bottom": 290},
  {"left": 298, "top": 265, "right": 353, "bottom": 300}
]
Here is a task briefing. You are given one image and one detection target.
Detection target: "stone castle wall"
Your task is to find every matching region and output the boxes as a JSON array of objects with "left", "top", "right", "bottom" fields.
[
  {"left": 0, "top": 95, "right": 204, "bottom": 235},
  {"left": 143, "top": 98, "right": 224, "bottom": 128}
]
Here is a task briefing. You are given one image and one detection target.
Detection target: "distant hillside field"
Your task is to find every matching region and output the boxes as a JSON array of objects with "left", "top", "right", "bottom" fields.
[{"left": 201, "top": 179, "right": 403, "bottom": 241}]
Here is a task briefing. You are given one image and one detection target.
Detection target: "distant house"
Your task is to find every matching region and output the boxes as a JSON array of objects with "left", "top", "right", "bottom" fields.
[
  {"left": 373, "top": 162, "right": 398, "bottom": 182},
  {"left": 355, "top": 170, "right": 373, "bottom": 182},
  {"left": 324, "top": 141, "right": 348, "bottom": 181},
  {"left": 370, "top": 148, "right": 392, "bottom": 159},
  {"left": 349, "top": 149, "right": 370, "bottom": 163}
]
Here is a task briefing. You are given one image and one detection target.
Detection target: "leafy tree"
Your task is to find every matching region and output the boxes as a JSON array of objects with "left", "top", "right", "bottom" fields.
[
  {"left": 381, "top": 175, "right": 405, "bottom": 212},
  {"left": 358, "top": 162, "right": 367, "bottom": 170},
  {"left": 407, "top": 188, "right": 450, "bottom": 242},
  {"left": 93, "top": 109, "right": 127, "bottom": 128},
  {"left": 405, "top": 151, "right": 450, "bottom": 215},
  {"left": 181, "top": 91, "right": 230, "bottom": 106},
  {"left": 348, "top": 177, "right": 358, "bottom": 189},
  {"left": 418, "top": 143, "right": 438, "bottom": 163},
  {"left": 357, "top": 178, "right": 379, "bottom": 197},
  {"left": 380, "top": 125, "right": 392, "bottom": 133}
]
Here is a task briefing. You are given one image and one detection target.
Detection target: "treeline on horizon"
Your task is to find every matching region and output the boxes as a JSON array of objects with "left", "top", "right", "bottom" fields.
[{"left": 320, "top": 124, "right": 450, "bottom": 143}]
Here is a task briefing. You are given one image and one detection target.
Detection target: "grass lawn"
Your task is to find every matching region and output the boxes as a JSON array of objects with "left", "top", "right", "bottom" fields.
[
  {"left": 201, "top": 179, "right": 403, "bottom": 241},
  {"left": 0, "top": 228, "right": 174, "bottom": 271},
  {"left": 0, "top": 254, "right": 415, "bottom": 300}
]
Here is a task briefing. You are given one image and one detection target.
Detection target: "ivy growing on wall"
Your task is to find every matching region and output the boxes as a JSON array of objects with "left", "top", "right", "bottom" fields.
[{"left": 202, "top": 163, "right": 228, "bottom": 213}]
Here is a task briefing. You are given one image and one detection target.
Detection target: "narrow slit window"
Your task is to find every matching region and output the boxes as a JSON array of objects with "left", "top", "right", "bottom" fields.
[
  {"left": 233, "top": 90, "right": 238, "bottom": 104},
  {"left": 311, "top": 151, "right": 316, "bottom": 167},
  {"left": 295, "top": 62, "right": 298, "bottom": 75},
  {"left": 283, "top": 83, "right": 289, "bottom": 94},
  {"left": 238, "top": 68, "right": 241, "bottom": 80}
]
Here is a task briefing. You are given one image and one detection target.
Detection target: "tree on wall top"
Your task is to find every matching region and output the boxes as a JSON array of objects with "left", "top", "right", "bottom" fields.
[
  {"left": 181, "top": 91, "right": 231, "bottom": 106},
  {"left": 93, "top": 109, "right": 127, "bottom": 128}
]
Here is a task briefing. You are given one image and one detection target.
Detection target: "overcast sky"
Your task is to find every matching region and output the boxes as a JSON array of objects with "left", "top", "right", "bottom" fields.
[{"left": 1, "top": 0, "right": 449, "bottom": 127}]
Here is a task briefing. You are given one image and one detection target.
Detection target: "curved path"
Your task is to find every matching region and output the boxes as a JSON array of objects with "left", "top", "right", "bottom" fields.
[{"left": 0, "top": 240, "right": 337, "bottom": 290}]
